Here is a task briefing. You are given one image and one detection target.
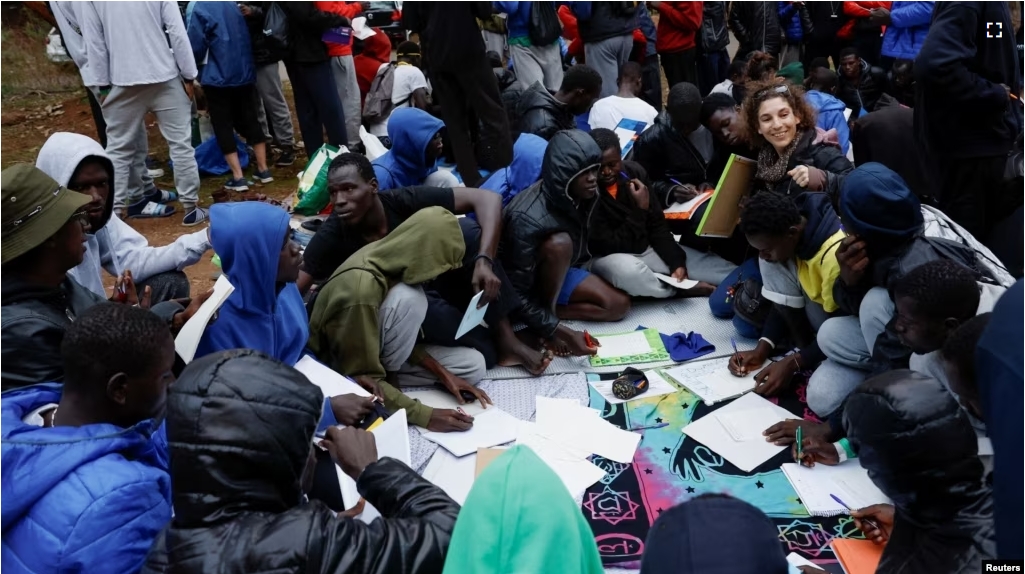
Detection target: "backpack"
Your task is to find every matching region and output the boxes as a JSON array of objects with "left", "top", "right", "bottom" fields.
[
  {"left": 264, "top": 2, "right": 289, "bottom": 51},
  {"left": 362, "top": 64, "right": 410, "bottom": 125},
  {"left": 528, "top": 2, "right": 561, "bottom": 46}
]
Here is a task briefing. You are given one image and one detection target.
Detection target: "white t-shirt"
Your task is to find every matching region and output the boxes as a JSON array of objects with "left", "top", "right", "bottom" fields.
[
  {"left": 587, "top": 95, "right": 659, "bottom": 132},
  {"left": 369, "top": 63, "right": 430, "bottom": 137}
]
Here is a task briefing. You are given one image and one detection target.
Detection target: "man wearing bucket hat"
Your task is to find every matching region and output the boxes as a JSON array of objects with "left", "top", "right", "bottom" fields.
[{"left": 0, "top": 165, "right": 201, "bottom": 391}]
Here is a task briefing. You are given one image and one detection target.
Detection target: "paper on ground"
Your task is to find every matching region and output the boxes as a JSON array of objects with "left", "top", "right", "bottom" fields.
[
  {"left": 294, "top": 355, "right": 371, "bottom": 398},
  {"left": 681, "top": 392, "right": 792, "bottom": 472},
  {"left": 589, "top": 369, "right": 680, "bottom": 405},
  {"left": 535, "top": 396, "right": 640, "bottom": 464},
  {"left": 421, "top": 407, "right": 519, "bottom": 457},
  {"left": 786, "top": 553, "right": 823, "bottom": 571},
  {"left": 455, "top": 291, "right": 488, "bottom": 340},
  {"left": 336, "top": 409, "right": 411, "bottom": 523},
  {"left": 422, "top": 448, "right": 477, "bottom": 505},
  {"left": 404, "top": 388, "right": 489, "bottom": 416},
  {"left": 517, "top": 421, "right": 607, "bottom": 497},
  {"left": 594, "top": 331, "right": 654, "bottom": 359},
  {"left": 174, "top": 274, "right": 234, "bottom": 363},
  {"left": 717, "top": 406, "right": 786, "bottom": 442},
  {"left": 663, "top": 357, "right": 768, "bottom": 405},
  {"left": 780, "top": 459, "right": 891, "bottom": 516},
  {"left": 653, "top": 273, "right": 699, "bottom": 290}
]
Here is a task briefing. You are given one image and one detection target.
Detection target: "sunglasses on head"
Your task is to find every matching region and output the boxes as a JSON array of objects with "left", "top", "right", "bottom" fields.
[{"left": 755, "top": 84, "right": 790, "bottom": 99}]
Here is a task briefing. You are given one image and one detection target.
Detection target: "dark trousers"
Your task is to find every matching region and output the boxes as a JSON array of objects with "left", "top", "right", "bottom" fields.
[
  {"left": 696, "top": 49, "right": 730, "bottom": 96},
  {"left": 86, "top": 87, "right": 107, "bottom": 148},
  {"left": 431, "top": 58, "right": 512, "bottom": 187},
  {"left": 284, "top": 60, "right": 347, "bottom": 156},
  {"left": 938, "top": 155, "right": 1014, "bottom": 243},
  {"left": 204, "top": 85, "right": 266, "bottom": 154},
  {"left": 420, "top": 218, "right": 520, "bottom": 368},
  {"left": 660, "top": 48, "right": 698, "bottom": 89},
  {"left": 640, "top": 54, "right": 663, "bottom": 112}
]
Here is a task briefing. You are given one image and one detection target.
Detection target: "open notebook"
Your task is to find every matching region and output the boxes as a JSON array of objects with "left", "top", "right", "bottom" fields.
[{"left": 781, "top": 460, "right": 891, "bottom": 516}]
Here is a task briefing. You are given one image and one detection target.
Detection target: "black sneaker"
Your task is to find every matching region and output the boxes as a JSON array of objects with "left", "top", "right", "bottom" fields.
[{"left": 275, "top": 150, "right": 296, "bottom": 167}]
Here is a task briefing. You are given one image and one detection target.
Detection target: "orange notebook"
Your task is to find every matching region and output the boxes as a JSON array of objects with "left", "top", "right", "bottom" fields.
[{"left": 830, "top": 538, "right": 885, "bottom": 574}]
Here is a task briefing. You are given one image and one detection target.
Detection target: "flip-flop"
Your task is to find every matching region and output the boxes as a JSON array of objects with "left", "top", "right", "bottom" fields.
[
  {"left": 127, "top": 201, "right": 176, "bottom": 219},
  {"left": 144, "top": 188, "right": 179, "bottom": 204}
]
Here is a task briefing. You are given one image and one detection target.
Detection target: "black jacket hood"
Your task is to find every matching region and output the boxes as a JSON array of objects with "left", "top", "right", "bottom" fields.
[
  {"left": 539, "top": 129, "right": 602, "bottom": 223},
  {"left": 165, "top": 350, "right": 324, "bottom": 527}
]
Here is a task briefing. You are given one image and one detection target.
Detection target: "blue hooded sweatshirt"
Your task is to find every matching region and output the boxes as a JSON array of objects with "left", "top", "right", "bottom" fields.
[
  {"left": 838, "top": 162, "right": 924, "bottom": 256},
  {"left": 480, "top": 133, "right": 547, "bottom": 206},
  {"left": 372, "top": 107, "right": 445, "bottom": 190},
  {"left": 196, "top": 203, "right": 308, "bottom": 366},
  {"left": 805, "top": 90, "right": 851, "bottom": 155},
  {"left": 186, "top": 1, "right": 256, "bottom": 87},
  {"left": 1, "top": 383, "right": 171, "bottom": 574}
]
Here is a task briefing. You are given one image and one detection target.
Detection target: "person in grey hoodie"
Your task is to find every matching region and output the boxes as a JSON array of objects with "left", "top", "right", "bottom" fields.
[{"left": 35, "top": 132, "right": 210, "bottom": 304}]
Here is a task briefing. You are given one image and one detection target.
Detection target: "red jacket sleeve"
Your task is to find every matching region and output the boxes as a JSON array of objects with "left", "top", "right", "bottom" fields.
[
  {"left": 315, "top": 1, "right": 364, "bottom": 19},
  {"left": 658, "top": 1, "right": 702, "bottom": 32},
  {"left": 843, "top": 1, "right": 891, "bottom": 18}
]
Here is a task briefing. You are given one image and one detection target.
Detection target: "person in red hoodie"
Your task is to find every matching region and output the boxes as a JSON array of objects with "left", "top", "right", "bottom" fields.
[
  {"left": 649, "top": 2, "right": 703, "bottom": 89},
  {"left": 316, "top": 1, "right": 368, "bottom": 149},
  {"left": 354, "top": 29, "right": 392, "bottom": 108}
]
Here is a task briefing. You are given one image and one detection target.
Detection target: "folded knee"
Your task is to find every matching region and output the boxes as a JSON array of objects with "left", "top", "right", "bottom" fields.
[{"left": 539, "top": 232, "right": 573, "bottom": 259}]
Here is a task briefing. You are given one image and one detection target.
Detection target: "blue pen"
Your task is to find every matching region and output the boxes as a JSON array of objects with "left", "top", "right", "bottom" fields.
[
  {"left": 829, "top": 494, "right": 881, "bottom": 532},
  {"left": 620, "top": 171, "right": 631, "bottom": 180}
]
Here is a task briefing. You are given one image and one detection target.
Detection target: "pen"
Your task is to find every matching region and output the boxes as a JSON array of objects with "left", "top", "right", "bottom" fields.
[
  {"left": 620, "top": 170, "right": 631, "bottom": 180},
  {"left": 584, "top": 331, "right": 600, "bottom": 349},
  {"left": 630, "top": 422, "right": 669, "bottom": 433},
  {"left": 796, "top": 425, "right": 803, "bottom": 462},
  {"left": 456, "top": 406, "right": 469, "bottom": 417},
  {"left": 669, "top": 177, "right": 683, "bottom": 187},
  {"left": 829, "top": 494, "right": 881, "bottom": 533}
]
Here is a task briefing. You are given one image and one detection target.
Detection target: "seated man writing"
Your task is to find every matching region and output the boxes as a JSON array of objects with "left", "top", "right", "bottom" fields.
[
  {"left": 2, "top": 303, "right": 175, "bottom": 573},
  {"left": 501, "top": 130, "right": 630, "bottom": 357},
  {"left": 142, "top": 350, "right": 461, "bottom": 573},
  {"left": 36, "top": 132, "right": 210, "bottom": 303},
  {"left": 587, "top": 128, "right": 714, "bottom": 299}
]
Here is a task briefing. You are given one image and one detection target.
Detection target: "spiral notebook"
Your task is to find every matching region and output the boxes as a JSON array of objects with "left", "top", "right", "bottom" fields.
[{"left": 781, "top": 460, "right": 891, "bottom": 516}]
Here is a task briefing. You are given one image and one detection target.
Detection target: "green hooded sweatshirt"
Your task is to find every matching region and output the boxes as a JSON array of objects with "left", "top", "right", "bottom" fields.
[
  {"left": 307, "top": 206, "right": 465, "bottom": 428},
  {"left": 442, "top": 446, "right": 604, "bottom": 574}
]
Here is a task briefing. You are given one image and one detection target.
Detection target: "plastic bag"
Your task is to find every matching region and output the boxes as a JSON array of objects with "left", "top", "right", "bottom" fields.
[
  {"left": 292, "top": 144, "right": 343, "bottom": 215},
  {"left": 194, "top": 135, "right": 249, "bottom": 176},
  {"left": 265, "top": 2, "right": 289, "bottom": 51}
]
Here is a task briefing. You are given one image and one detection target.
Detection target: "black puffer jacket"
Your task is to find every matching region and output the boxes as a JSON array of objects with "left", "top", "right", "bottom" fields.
[
  {"left": 754, "top": 128, "right": 853, "bottom": 197},
  {"left": 141, "top": 350, "right": 460, "bottom": 574},
  {"left": 837, "top": 58, "right": 889, "bottom": 116},
  {"left": 0, "top": 276, "right": 106, "bottom": 390},
  {"left": 242, "top": 2, "right": 285, "bottom": 66},
  {"left": 844, "top": 370, "right": 996, "bottom": 574},
  {"left": 576, "top": 1, "right": 638, "bottom": 44},
  {"left": 500, "top": 130, "right": 601, "bottom": 337},
  {"left": 516, "top": 82, "right": 575, "bottom": 142},
  {"left": 632, "top": 111, "right": 718, "bottom": 208},
  {"left": 698, "top": 1, "right": 730, "bottom": 52},
  {"left": 279, "top": 2, "right": 346, "bottom": 64},
  {"left": 728, "top": 1, "right": 781, "bottom": 57}
]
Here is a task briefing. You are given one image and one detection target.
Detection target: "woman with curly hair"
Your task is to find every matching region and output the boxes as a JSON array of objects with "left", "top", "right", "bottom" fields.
[{"left": 740, "top": 80, "right": 853, "bottom": 197}]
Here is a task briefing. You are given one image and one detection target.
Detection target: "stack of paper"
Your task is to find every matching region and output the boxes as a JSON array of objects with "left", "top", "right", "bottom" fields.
[
  {"left": 332, "top": 409, "right": 411, "bottom": 523},
  {"left": 516, "top": 420, "right": 607, "bottom": 497},
  {"left": 588, "top": 369, "right": 680, "bottom": 405},
  {"left": 663, "top": 356, "right": 768, "bottom": 405},
  {"left": 421, "top": 408, "right": 520, "bottom": 456},
  {"left": 781, "top": 460, "right": 891, "bottom": 516},
  {"left": 294, "top": 355, "right": 371, "bottom": 399},
  {"left": 680, "top": 392, "right": 793, "bottom": 472}
]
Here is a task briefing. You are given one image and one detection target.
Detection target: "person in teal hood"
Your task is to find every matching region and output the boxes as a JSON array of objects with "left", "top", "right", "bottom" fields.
[
  {"left": 2, "top": 303, "right": 175, "bottom": 574},
  {"left": 480, "top": 133, "right": 548, "bottom": 207},
  {"left": 195, "top": 202, "right": 307, "bottom": 365},
  {"left": 372, "top": 107, "right": 452, "bottom": 189},
  {"left": 442, "top": 445, "right": 604, "bottom": 574}
]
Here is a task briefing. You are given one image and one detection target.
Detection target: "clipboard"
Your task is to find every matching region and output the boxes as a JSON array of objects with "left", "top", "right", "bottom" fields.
[{"left": 694, "top": 154, "right": 756, "bottom": 238}]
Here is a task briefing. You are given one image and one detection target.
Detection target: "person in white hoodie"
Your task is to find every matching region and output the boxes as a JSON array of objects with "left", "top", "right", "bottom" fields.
[{"left": 35, "top": 132, "right": 210, "bottom": 304}]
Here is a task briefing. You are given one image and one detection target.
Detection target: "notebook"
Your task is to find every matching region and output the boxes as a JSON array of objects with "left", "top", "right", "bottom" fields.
[
  {"left": 589, "top": 328, "right": 670, "bottom": 367},
  {"left": 780, "top": 460, "right": 891, "bottom": 516},
  {"left": 830, "top": 538, "right": 884, "bottom": 574},
  {"left": 662, "top": 356, "right": 768, "bottom": 405},
  {"left": 662, "top": 190, "right": 714, "bottom": 220}
]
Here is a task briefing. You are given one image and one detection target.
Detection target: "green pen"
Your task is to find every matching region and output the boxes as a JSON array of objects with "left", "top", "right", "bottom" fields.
[{"left": 796, "top": 425, "right": 803, "bottom": 462}]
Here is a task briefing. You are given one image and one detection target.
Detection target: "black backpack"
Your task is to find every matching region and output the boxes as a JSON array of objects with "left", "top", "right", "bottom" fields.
[{"left": 528, "top": 2, "right": 561, "bottom": 46}]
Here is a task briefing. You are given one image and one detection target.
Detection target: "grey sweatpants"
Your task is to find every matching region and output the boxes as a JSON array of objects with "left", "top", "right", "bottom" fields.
[
  {"left": 102, "top": 78, "right": 200, "bottom": 210},
  {"left": 379, "top": 283, "right": 487, "bottom": 387},
  {"left": 591, "top": 247, "right": 675, "bottom": 298},
  {"left": 255, "top": 62, "right": 296, "bottom": 148},
  {"left": 509, "top": 43, "right": 565, "bottom": 91},
  {"left": 330, "top": 55, "right": 362, "bottom": 147},
  {"left": 585, "top": 35, "right": 633, "bottom": 98}
]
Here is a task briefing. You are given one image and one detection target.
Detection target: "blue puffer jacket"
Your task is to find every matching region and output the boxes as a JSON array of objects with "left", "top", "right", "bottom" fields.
[
  {"left": 881, "top": 1, "right": 934, "bottom": 59},
  {"left": 1, "top": 383, "right": 172, "bottom": 574},
  {"left": 778, "top": 1, "right": 806, "bottom": 42},
  {"left": 187, "top": 1, "right": 256, "bottom": 87}
]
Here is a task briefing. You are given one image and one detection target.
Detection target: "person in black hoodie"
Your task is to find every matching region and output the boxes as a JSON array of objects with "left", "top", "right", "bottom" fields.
[
  {"left": 241, "top": 3, "right": 296, "bottom": 166},
  {"left": 840, "top": 370, "right": 996, "bottom": 573},
  {"left": 141, "top": 350, "right": 461, "bottom": 574},
  {"left": 836, "top": 46, "right": 888, "bottom": 116},
  {"left": 517, "top": 65, "right": 603, "bottom": 141},
  {"left": 500, "top": 130, "right": 627, "bottom": 357},
  {"left": 587, "top": 128, "right": 713, "bottom": 299},
  {"left": 727, "top": 1, "right": 781, "bottom": 61},
  {"left": 914, "top": 1, "right": 1024, "bottom": 245},
  {"left": 571, "top": 2, "right": 639, "bottom": 98},
  {"left": 278, "top": 2, "right": 348, "bottom": 158},
  {"left": 402, "top": 2, "right": 513, "bottom": 187}
]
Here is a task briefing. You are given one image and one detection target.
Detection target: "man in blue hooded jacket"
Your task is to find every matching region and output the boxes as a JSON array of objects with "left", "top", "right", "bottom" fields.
[
  {"left": 1, "top": 303, "right": 175, "bottom": 574},
  {"left": 371, "top": 107, "right": 459, "bottom": 188},
  {"left": 479, "top": 133, "right": 547, "bottom": 207},
  {"left": 804, "top": 66, "right": 851, "bottom": 155}
]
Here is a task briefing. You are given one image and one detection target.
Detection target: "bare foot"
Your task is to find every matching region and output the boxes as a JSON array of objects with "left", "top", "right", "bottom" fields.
[
  {"left": 552, "top": 327, "right": 599, "bottom": 357},
  {"left": 497, "top": 346, "right": 554, "bottom": 376}
]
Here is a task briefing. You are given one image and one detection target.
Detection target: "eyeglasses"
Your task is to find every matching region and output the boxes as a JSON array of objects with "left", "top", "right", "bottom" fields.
[{"left": 754, "top": 84, "right": 790, "bottom": 99}]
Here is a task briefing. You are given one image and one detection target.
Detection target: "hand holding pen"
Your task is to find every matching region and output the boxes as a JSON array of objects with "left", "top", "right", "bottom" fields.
[{"left": 831, "top": 495, "right": 893, "bottom": 544}]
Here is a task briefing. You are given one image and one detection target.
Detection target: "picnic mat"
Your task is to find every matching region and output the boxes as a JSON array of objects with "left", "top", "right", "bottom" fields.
[{"left": 582, "top": 370, "right": 864, "bottom": 571}]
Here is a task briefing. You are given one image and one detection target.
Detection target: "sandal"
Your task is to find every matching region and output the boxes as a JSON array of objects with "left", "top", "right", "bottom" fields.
[
  {"left": 144, "top": 188, "right": 179, "bottom": 204},
  {"left": 127, "top": 200, "right": 176, "bottom": 219}
]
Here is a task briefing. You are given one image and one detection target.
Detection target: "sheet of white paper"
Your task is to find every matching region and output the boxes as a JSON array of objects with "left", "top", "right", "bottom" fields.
[
  {"left": 594, "top": 331, "right": 654, "bottom": 359},
  {"left": 653, "top": 273, "right": 699, "bottom": 290},
  {"left": 455, "top": 291, "right": 489, "bottom": 340},
  {"left": 663, "top": 191, "right": 712, "bottom": 214},
  {"left": 421, "top": 407, "right": 520, "bottom": 457},
  {"left": 843, "top": 108, "right": 853, "bottom": 121},
  {"left": 336, "top": 409, "right": 411, "bottom": 523},
  {"left": 516, "top": 421, "right": 607, "bottom": 496},
  {"left": 174, "top": 274, "right": 235, "bottom": 363},
  {"left": 352, "top": 16, "right": 376, "bottom": 39},
  {"left": 614, "top": 126, "right": 636, "bottom": 152},
  {"left": 681, "top": 392, "right": 792, "bottom": 472},
  {"left": 534, "top": 397, "right": 640, "bottom": 463},
  {"left": 781, "top": 459, "right": 890, "bottom": 516},
  {"left": 717, "top": 406, "right": 786, "bottom": 442},
  {"left": 421, "top": 448, "right": 477, "bottom": 505},
  {"left": 663, "top": 357, "right": 768, "bottom": 405},
  {"left": 589, "top": 369, "right": 680, "bottom": 405},
  {"left": 404, "top": 389, "right": 489, "bottom": 416},
  {"left": 978, "top": 437, "right": 994, "bottom": 456},
  {"left": 294, "top": 355, "right": 371, "bottom": 399},
  {"left": 786, "top": 552, "right": 823, "bottom": 570}
]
